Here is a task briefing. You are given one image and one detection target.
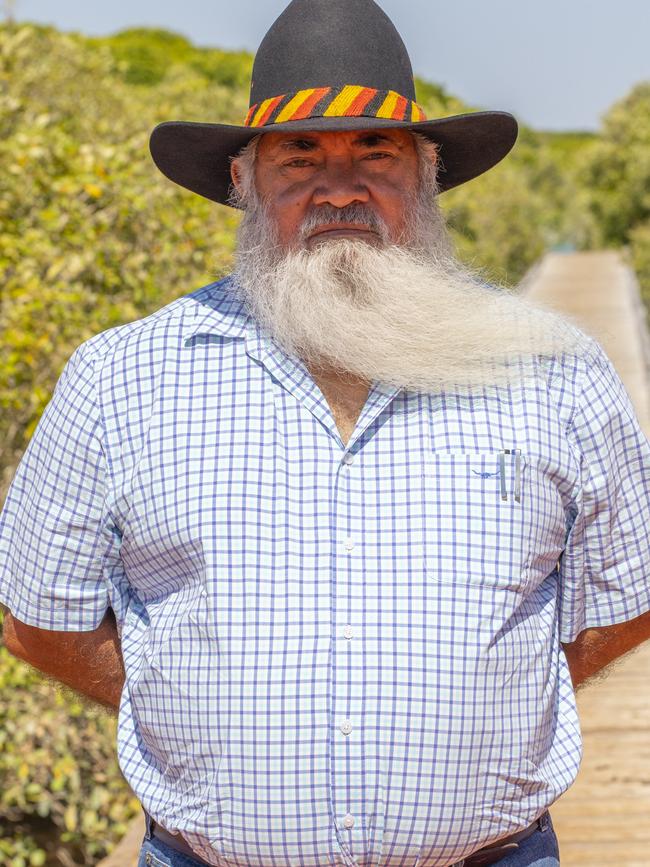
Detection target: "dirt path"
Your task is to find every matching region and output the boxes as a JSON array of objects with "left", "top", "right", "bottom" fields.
[
  {"left": 523, "top": 250, "right": 650, "bottom": 866},
  {"left": 100, "top": 250, "right": 650, "bottom": 867}
]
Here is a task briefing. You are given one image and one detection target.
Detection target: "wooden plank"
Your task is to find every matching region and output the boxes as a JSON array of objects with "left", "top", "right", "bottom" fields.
[{"left": 524, "top": 251, "right": 650, "bottom": 866}]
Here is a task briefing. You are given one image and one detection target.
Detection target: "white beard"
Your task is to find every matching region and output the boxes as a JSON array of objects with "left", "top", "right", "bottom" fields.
[{"left": 230, "top": 184, "right": 583, "bottom": 395}]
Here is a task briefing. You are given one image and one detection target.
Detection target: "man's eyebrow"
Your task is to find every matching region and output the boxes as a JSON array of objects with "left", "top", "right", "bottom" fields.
[
  {"left": 276, "top": 133, "right": 400, "bottom": 152},
  {"left": 353, "top": 133, "right": 397, "bottom": 147},
  {"left": 278, "top": 138, "right": 319, "bottom": 151}
]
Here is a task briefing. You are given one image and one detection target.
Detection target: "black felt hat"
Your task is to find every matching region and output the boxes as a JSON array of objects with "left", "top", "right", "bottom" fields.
[{"left": 149, "top": 0, "right": 518, "bottom": 207}]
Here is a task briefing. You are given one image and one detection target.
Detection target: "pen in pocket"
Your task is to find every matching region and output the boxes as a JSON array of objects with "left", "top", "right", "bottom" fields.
[{"left": 499, "top": 448, "right": 522, "bottom": 502}]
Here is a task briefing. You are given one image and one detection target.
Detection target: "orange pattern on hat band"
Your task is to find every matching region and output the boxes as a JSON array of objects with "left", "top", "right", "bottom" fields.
[
  {"left": 244, "top": 85, "right": 427, "bottom": 127},
  {"left": 251, "top": 94, "right": 286, "bottom": 127},
  {"left": 411, "top": 102, "right": 426, "bottom": 122}
]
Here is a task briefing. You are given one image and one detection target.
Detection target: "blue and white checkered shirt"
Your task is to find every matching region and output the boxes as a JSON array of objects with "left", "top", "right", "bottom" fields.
[{"left": 2, "top": 277, "right": 650, "bottom": 867}]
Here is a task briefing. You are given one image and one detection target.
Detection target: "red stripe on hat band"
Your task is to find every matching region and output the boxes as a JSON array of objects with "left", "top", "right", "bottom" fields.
[
  {"left": 392, "top": 94, "right": 408, "bottom": 121},
  {"left": 289, "top": 87, "right": 332, "bottom": 121},
  {"left": 244, "top": 86, "right": 426, "bottom": 127},
  {"left": 347, "top": 87, "right": 378, "bottom": 116},
  {"left": 257, "top": 94, "right": 285, "bottom": 126}
]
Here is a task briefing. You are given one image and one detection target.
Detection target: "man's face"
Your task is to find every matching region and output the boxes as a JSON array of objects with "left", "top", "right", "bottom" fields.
[
  {"left": 232, "top": 128, "right": 422, "bottom": 250},
  {"left": 230, "top": 128, "right": 579, "bottom": 394}
]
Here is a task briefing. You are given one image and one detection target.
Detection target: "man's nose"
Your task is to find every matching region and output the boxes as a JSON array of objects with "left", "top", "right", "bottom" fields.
[{"left": 311, "top": 163, "right": 370, "bottom": 208}]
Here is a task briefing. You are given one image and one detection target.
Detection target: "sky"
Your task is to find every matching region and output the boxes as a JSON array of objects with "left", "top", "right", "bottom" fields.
[{"left": 8, "top": 0, "right": 650, "bottom": 132}]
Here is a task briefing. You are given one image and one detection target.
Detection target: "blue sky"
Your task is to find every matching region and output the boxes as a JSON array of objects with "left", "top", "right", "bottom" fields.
[{"left": 10, "top": 0, "right": 650, "bottom": 131}]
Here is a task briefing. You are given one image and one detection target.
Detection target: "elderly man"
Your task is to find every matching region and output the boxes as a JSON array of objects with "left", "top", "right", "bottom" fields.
[{"left": 2, "top": 1, "right": 650, "bottom": 866}]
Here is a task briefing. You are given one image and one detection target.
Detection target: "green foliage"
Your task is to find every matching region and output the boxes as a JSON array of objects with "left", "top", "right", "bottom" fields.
[
  {"left": 414, "top": 77, "right": 461, "bottom": 115},
  {"left": 0, "top": 22, "right": 240, "bottom": 477},
  {"left": 94, "top": 27, "right": 252, "bottom": 88},
  {"left": 441, "top": 124, "right": 597, "bottom": 285},
  {"left": 0, "top": 614, "right": 141, "bottom": 866},
  {"left": 578, "top": 82, "right": 650, "bottom": 247},
  {"left": 578, "top": 81, "right": 650, "bottom": 305}
]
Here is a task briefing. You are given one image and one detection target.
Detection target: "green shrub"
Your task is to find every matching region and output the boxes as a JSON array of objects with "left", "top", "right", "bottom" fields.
[{"left": 0, "top": 613, "right": 141, "bottom": 866}]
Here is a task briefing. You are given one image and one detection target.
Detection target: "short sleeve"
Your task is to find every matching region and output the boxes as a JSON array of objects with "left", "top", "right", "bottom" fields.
[
  {"left": 558, "top": 337, "right": 650, "bottom": 644},
  {"left": 0, "top": 341, "right": 118, "bottom": 631}
]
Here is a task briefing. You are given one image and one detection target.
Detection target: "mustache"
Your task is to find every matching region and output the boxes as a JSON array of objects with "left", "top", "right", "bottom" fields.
[{"left": 299, "top": 203, "right": 390, "bottom": 242}]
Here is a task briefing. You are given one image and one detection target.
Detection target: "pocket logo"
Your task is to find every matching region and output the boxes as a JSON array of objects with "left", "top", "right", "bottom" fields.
[{"left": 472, "top": 470, "right": 500, "bottom": 479}]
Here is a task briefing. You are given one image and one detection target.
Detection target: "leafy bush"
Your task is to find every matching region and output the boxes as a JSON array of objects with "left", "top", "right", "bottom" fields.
[
  {"left": 93, "top": 27, "right": 252, "bottom": 88},
  {"left": 0, "top": 23, "right": 240, "bottom": 482},
  {"left": 0, "top": 614, "right": 141, "bottom": 866},
  {"left": 577, "top": 81, "right": 650, "bottom": 311},
  {"left": 579, "top": 82, "right": 650, "bottom": 249},
  {"left": 441, "top": 125, "right": 596, "bottom": 285}
]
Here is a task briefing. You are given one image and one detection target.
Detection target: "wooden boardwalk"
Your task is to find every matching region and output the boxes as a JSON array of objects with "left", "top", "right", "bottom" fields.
[
  {"left": 101, "top": 250, "right": 650, "bottom": 866},
  {"left": 523, "top": 250, "right": 650, "bottom": 866}
]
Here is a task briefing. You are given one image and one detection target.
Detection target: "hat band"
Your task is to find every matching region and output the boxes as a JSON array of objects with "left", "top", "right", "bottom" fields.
[{"left": 244, "top": 85, "right": 427, "bottom": 128}]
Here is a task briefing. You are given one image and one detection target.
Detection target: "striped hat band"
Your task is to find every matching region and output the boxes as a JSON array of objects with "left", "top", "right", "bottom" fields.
[{"left": 245, "top": 85, "right": 427, "bottom": 128}]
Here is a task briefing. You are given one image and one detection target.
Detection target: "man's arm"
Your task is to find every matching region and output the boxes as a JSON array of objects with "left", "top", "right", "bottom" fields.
[
  {"left": 1, "top": 606, "right": 125, "bottom": 713},
  {"left": 561, "top": 608, "right": 650, "bottom": 691}
]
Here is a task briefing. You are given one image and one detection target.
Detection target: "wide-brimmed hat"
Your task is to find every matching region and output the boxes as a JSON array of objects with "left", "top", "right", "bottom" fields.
[{"left": 149, "top": 0, "right": 518, "bottom": 207}]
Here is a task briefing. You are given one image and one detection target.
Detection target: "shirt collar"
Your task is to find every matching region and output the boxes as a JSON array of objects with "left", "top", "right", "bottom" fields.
[{"left": 182, "top": 276, "right": 251, "bottom": 342}]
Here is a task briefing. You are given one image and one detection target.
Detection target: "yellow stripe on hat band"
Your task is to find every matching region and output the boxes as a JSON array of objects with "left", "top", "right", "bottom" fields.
[
  {"left": 274, "top": 88, "right": 319, "bottom": 124},
  {"left": 376, "top": 90, "right": 400, "bottom": 119},
  {"left": 323, "top": 85, "right": 366, "bottom": 117},
  {"left": 411, "top": 102, "right": 425, "bottom": 122},
  {"left": 244, "top": 85, "right": 427, "bottom": 127},
  {"left": 251, "top": 97, "right": 278, "bottom": 128}
]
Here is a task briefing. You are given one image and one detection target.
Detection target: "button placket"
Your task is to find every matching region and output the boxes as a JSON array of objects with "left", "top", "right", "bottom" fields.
[{"left": 332, "top": 445, "right": 363, "bottom": 862}]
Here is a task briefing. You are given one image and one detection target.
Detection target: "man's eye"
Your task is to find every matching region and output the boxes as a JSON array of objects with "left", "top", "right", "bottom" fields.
[
  {"left": 364, "top": 152, "right": 392, "bottom": 160},
  {"left": 285, "top": 159, "right": 313, "bottom": 168}
]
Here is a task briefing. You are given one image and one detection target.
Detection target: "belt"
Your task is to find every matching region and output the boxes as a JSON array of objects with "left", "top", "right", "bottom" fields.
[
  {"left": 450, "top": 811, "right": 550, "bottom": 866},
  {"left": 148, "top": 811, "right": 549, "bottom": 867},
  {"left": 148, "top": 820, "right": 211, "bottom": 864}
]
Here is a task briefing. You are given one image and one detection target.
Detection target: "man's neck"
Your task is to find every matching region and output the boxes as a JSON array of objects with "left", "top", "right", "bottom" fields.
[
  {"left": 304, "top": 360, "right": 371, "bottom": 390},
  {"left": 304, "top": 361, "right": 372, "bottom": 446}
]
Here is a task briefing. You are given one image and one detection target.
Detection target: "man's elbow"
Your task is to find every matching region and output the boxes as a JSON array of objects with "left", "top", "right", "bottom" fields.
[
  {"left": 2, "top": 609, "right": 44, "bottom": 664},
  {"left": 2, "top": 609, "right": 21, "bottom": 655},
  {"left": 1, "top": 609, "right": 76, "bottom": 670}
]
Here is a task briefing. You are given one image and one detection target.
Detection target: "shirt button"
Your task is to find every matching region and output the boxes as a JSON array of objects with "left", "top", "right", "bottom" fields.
[
  {"left": 344, "top": 537, "right": 355, "bottom": 551},
  {"left": 339, "top": 718, "right": 353, "bottom": 735},
  {"left": 342, "top": 453, "right": 354, "bottom": 465},
  {"left": 343, "top": 813, "right": 355, "bottom": 830},
  {"left": 343, "top": 624, "right": 354, "bottom": 639}
]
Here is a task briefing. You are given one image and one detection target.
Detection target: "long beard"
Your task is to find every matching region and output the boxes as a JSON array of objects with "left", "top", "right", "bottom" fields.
[{"left": 230, "top": 191, "right": 583, "bottom": 395}]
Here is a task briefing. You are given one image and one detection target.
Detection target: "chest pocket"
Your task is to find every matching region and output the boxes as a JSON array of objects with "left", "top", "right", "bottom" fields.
[{"left": 423, "top": 451, "right": 534, "bottom": 592}]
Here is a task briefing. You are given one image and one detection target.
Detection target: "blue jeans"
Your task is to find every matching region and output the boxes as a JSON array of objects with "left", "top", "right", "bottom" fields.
[{"left": 137, "top": 811, "right": 560, "bottom": 866}]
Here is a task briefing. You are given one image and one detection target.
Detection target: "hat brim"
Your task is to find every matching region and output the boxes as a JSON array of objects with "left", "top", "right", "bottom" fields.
[{"left": 149, "top": 110, "right": 518, "bottom": 207}]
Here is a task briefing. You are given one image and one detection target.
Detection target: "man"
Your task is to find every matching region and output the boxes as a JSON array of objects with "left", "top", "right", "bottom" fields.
[{"left": 2, "top": 1, "right": 650, "bottom": 866}]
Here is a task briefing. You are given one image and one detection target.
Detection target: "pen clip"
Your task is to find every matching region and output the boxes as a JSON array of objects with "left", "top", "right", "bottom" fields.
[
  {"left": 499, "top": 448, "right": 522, "bottom": 502},
  {"left": 499, "top": 450, "right": 508, "bottom": 501},
  {"left": 513, "top": 448, "right": 522, "bottom": 503}
]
